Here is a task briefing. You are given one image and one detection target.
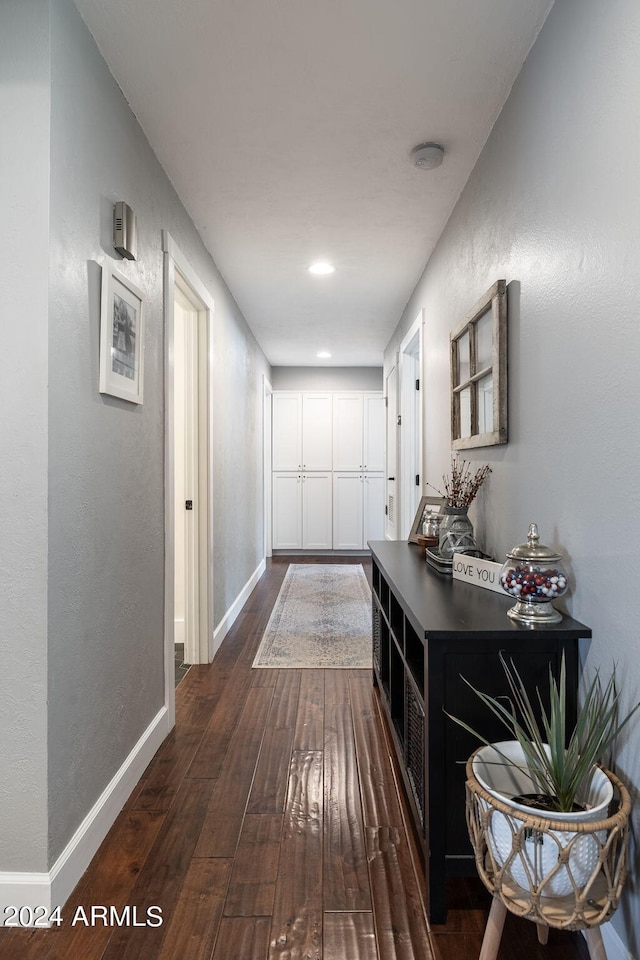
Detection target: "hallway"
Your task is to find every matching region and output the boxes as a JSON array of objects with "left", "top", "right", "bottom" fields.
[{"left": 1, "top": 559, "right": 589, "bottom": 959}]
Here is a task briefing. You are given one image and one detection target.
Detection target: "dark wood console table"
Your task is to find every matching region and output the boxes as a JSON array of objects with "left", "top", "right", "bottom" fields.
[{"left": 368, "top": 540, "right": 591, "bottom": 924}]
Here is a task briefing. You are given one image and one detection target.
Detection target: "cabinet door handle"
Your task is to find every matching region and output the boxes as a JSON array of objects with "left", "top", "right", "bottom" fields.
[{"left": 388, "top": 477, "right": 395, "bottom": 481}]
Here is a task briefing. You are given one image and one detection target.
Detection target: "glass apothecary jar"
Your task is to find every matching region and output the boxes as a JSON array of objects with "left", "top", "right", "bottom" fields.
[
  {"left": 422, "top": 509, "right": 442, "bottom": 550},
  {"left": 499, "top": 523, "right": 568, "bottom": 625}
]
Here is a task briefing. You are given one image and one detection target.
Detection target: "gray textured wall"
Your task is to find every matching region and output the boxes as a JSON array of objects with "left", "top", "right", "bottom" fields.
[
  {"left": 46, "top": 0, "right": 271, "bottom": 862},
  {"left": 0, "top": 0, "right": 51, "bottom": 874},
  {"left": 46, "top": 0, "right": 168, "bottom": 860},
  {"left": 0, "top": 0, "right": 271, "bottom": 868},
  {"left": 271, "top": 367, "right": 382, "bottom": 391},
  {"left": 385, "top": 0, "right": 640, "bottom": 949}
]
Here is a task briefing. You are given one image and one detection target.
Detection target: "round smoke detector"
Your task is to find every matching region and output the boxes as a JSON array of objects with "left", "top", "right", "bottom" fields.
[{"left": 411, "top": 142, "right": 444, "bottom": 170}]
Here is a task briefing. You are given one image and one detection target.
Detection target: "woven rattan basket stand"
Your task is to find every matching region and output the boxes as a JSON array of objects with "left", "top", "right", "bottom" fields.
[{"left": 465, "top": 751, "right": 631, "bottom": 960}]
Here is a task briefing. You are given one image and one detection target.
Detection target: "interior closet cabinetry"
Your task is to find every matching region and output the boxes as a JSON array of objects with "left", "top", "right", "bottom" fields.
[
  {"left": 333, "top": 473, "right": 385, "bottom": 549},
  {"left": 332, "top": 393, "right": 385, "bottom": 549},
  {"left": 272, "top": 473, "right": 302, "bottom": 549},
  {"left": 272, "top": 390, "right": 383, "bottom": 551},
  {"left": 272, "top": 472, "right": 333, "bottom": 550},
  {"left": 272, "top": 393, "right": 302, "bottom": 471},
  {"left": 363, "top": 393, "right": 385, "bottom": 472},
  {"left": 272, "top": 392, "right": 332, "bottom": 470},
  {"left": 301, "top": 472, "right": 332, "bottom": 549},
  {"left": 363, "top": 472, "right": 385, "bottom": 541},
  {"left": 332, "top": 393, "right": 385, "bottom": 471}
]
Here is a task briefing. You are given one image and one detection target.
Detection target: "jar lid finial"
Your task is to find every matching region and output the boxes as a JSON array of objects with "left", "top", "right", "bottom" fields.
[{"left": 507, "top": 522, "right": 561, "bottom": 562}]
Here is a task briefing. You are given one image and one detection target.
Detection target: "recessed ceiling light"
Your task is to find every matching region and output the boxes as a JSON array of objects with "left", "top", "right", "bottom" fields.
[
  {"left": 317, "top": 351, "right": 331, "bottom": 359},
  {"left": 308, "top": 261, "right": 335, "bottom": 275}
]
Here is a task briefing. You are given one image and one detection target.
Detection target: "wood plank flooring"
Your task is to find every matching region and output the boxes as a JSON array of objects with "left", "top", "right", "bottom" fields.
[{"left": 0, "top": 557, "right": 590, "bottom": 960}]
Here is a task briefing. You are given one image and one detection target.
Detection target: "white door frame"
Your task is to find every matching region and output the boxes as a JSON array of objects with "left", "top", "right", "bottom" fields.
[
  {"left": 385, "top": 357, "right": 399, "bottom": 540},
  {"left": 163, "top": 231, "right": 214, "bottom": 727},
  {"left": 399, "top": 312, "right": 424, "bottom": 538},
  {"left": 263, "top": 376, "right": 273, "bottom": 559}
]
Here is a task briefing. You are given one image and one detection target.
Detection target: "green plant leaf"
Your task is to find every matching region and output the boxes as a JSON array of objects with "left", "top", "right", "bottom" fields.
[{"left": 447, "top": 651, "right": 640, "bottom": 812}]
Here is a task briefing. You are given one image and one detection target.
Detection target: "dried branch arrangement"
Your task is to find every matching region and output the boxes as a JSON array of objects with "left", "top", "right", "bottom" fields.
[{"left": 429, "top": 457, "right": 491, "bottom": 508}]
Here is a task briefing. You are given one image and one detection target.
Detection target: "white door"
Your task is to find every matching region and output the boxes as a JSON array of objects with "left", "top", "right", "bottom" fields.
[
  {"left": 364, "top": 474, "right": 385, "bottom": 544},
  {"left": 333, "top": 394, "right": 364, "bottom": 470},
  {"left": 173, "top": 288, "right": 198, "bottom": 663},
  {"left": 400, "top": 315, "right": 424, "bottom": 539},
  {"left": 385, "top": 363, "right": 399, "bottom": 540},
  {"left": 302, "top": 394, "right": 332, "bottom": 470},
  {"left": 272, "top": 393, "right": 302, "bottom": 470},
  {"left": 263, "top": 378, "right": 272, "bottom": 558},
  {"left": 272, "top": 472, "right": 302, "bottom": 548},
  {"left": 164, "top": 233, "right": 214, "bottom": 729},
  {"left": 173, "top": 293, "right": 189, "bottom": 651},
  {"left": 302, "top": 472, "right": 332, "bottom": 549},
  {"left": 363, "top": 393, "right": 385, "bottom": 472},
  {"left": 333, "top": 473, "right": 364, "bottom": 549},
  {"left": 173, "top": 286, "right": 203, "bottom": 667}
]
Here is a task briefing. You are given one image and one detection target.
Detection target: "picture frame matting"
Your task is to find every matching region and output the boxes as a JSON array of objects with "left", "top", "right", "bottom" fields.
[{"left": 99, "top": 263, "right": 145, "bottom": 404}]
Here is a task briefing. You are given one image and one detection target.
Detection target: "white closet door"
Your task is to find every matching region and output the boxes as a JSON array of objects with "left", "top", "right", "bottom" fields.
[
  {"left": 333, "top": 394, "right": 364, "bottom": 470},
  {"left": 302, "top": 394, "right": 332, "bottom": 470},
  {"left": 302, "top": 472, "right": 332, "bottom": 549},
  {"left": 272, "top": 393, "right": 302, "bottom": 470},
  {"left": 333, "top": 473, "right": 364, "bottom": 549},
  {"left": 364, "top": 473, "right": 385, "bottom": 544},
  {"left": 364, "top": 393, "right": 385, "bottom": 472},
  {"left": 272, "top": 472, "right": 302, "bottom": 548}
]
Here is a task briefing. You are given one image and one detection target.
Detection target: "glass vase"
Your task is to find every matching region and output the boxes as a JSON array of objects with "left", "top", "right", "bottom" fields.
[{"left": 438, "top": 507, "right": 476, "bottom": 561}]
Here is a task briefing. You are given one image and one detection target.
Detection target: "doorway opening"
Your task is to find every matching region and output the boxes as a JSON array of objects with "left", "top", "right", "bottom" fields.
[{"left": 163, "top": 233, "right": 214, "bottom": 725}]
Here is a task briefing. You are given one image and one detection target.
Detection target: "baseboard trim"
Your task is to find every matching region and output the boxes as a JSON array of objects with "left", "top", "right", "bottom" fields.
[
  {"left": 272, "top": 549, "right": 370, "bottom": 556},
  {"left": 0, "top": 706, "right": 169, "bottom": 925},
  {"left": 584, "top": 923, "right": 634, "bottom": 960},
  {"left": 212, "top": 558, "right": 266, "bottom": 655}
]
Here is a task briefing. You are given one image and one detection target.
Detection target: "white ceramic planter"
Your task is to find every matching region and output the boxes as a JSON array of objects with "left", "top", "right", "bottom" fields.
[{"left": 472, "top": 741, "right": 613, "bottom": 897}]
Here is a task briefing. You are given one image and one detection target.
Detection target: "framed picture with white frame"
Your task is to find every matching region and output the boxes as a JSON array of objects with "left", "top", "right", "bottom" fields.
[{"left": 99, "top": 263, "right": 145, "bottom": 404}]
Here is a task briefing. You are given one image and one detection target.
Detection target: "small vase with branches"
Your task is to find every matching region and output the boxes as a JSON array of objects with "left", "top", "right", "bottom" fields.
[{"left": 428, "top": 457, "right": 491, "bottom": 558}]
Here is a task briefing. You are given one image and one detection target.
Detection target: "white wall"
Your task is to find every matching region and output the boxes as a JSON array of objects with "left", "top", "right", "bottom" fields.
[
  {"left": 272, "top": 366, "right": 382, "bottom": 391},
  {"left": 0, "top": 0, "right": 51, "bottom": 874},
  {"left": 385, "top": 0, "right": 640, "bottom": 951}
]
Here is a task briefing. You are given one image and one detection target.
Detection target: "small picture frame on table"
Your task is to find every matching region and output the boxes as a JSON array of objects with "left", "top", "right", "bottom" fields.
[
  {"left": 99, "top": 263, "right": 145, "bottom": 404},
  {"left": 407, "top": 496, "right": 445, "bottom": 544}
]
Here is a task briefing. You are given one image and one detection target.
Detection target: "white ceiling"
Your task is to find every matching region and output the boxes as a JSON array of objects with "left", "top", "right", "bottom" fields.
[{"left": 75, "top": 0, "right": 553, "bottom": 366}]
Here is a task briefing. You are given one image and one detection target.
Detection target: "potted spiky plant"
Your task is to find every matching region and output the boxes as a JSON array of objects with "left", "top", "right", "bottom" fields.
[{"left": 449, "top": 654, "right": 639, "bottom": 896}]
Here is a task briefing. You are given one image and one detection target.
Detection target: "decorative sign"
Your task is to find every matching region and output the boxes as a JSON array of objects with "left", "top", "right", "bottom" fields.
[{"left": 452, "top": 554, "right": 503, "bottom": 594}]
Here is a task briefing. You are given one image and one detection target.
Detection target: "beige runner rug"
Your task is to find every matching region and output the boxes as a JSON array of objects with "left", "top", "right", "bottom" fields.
[{"left": 252, "top": 564, "right": 372, "bottom": 669}]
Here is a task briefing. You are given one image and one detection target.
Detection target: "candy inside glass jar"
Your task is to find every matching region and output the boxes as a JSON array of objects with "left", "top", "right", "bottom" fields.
[{"left": 499, "top": 523, "right": 568, "bottom": 625}]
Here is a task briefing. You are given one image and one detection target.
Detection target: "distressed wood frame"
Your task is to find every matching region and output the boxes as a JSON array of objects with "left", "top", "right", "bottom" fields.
[
  {"left": 450, "top": 279, "right": 507, "bottom": 450},
  {"left": 407, "top": 495, "right": 445, "bottom": 544}
]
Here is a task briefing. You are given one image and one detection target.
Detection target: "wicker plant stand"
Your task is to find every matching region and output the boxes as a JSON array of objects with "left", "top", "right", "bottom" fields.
[{"left": 465, "top": 751, "right": 631, "bottom": 960}]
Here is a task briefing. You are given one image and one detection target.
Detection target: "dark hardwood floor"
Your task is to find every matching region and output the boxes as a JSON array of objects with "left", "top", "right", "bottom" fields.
[{"left": 0, "top": 557, "right": 590, "bottom": 959}]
